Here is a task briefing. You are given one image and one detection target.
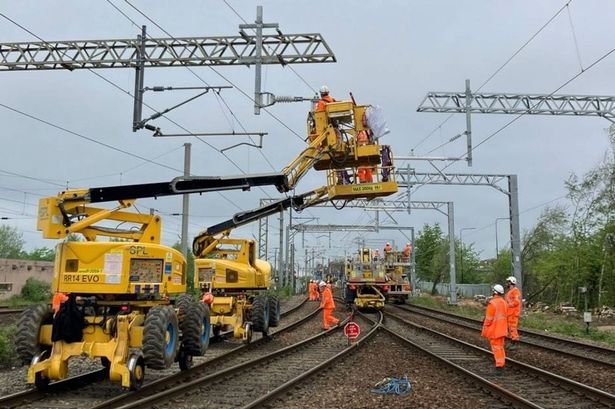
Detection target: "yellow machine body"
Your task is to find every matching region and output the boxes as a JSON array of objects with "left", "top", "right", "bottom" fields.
[
  {"left": 195, "top": 238, "right": 270, "bottom": 291},
  {"left": 383, "top": 251, "right": 412, "bottom": 300},
  {"left": 53, "top": 241, "right": 186, "bottom": 296},
  {"left": 195, "top": 238, "right": 271, "bottom": 340}
]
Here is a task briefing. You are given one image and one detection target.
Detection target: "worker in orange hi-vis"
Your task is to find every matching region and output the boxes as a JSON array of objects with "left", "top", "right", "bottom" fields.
[
  {"left": 308, "top": 280, "right": 317, "bottom": 301},
  {"left": 319, "top": 280, "right": 339, "bottom": 330},
  {"left": 505, "top": 276, "right": 521, "bottom": 348},
  {"left": 481, "top": 284, "right": 509, "bottom": 375},
  {"left": 402, "top": 242, "right": 412, "bottom": 259},
  {"left": 357, "top": 167, "right": 372, "bottom": 183},
  {"left": 315, "top": 85, "right": 336, "bottom": 112},
  {"left": 51, "top": 292, "right": 69, "bottom": 315}
]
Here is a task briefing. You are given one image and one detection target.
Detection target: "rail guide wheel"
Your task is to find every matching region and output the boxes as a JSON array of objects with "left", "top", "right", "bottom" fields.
[
  {"left": 178, "top": 348, "right": 193, "bottom": 371},
  {"left": 243, "top": 322, "right": 253, "bottom": 344},
  {"left": 31, "top": 350, "right": 50, "bottom": 390},
  {"left": 127, "top": 353, "right": 145, "bottom": 391}
]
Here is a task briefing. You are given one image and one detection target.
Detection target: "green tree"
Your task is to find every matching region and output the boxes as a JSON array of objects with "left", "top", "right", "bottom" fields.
[
  {"left": 22, "top": 247, "right": 55, "bottom": 261},
  {"left": 0, "top": 225, "right": 24, "bottom": 258},
  {"left": 173, "top": 243, "right": 195, "bottom": 292},
  {"left": 415, "top": 223, "right": 447, "bottom": 294}
]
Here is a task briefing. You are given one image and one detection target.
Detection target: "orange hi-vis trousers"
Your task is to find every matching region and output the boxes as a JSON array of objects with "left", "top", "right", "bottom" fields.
[
  {"left": 508, "top": 315, "right": 519, "bottom": 341},
  {"left": 489, "top": 337, "right": 506, "bottom": 367},
  {"left": 322, "top": 308, "right": 339, "bottom": 330}
]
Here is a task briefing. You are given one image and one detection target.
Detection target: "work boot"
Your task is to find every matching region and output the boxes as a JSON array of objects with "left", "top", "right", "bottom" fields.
[
  {"left": 493, "top": 367, "right": 504, "bottom": 376},
  {"left": 509, "top": 340, "right": 519, "bottom": 350}
]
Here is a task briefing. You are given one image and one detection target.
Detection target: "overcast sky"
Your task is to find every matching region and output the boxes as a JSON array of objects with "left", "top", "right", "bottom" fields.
[{"left": 1, "top": 0, "right": 614, "bottom": 266}]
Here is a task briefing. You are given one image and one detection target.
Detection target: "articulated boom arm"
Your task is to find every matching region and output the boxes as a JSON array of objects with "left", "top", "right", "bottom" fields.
[
  {"left": 192, "top": 186, "right": 330, "bottom": 257},
  {"left": 38, "top": 173, "right": 288, "bottom": 240}
]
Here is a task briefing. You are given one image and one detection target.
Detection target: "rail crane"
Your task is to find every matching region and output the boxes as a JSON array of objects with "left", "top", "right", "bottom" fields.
[{"left": 16, "top": 96, "right": 397, "bottom": 390}]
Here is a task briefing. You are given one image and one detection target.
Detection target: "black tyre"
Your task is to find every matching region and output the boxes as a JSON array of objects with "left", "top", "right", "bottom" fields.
[
  {"left": 176, "top": 295, "right": 210, "bottom": 356},
  {"left": 15, "top": 304, "right": 53, "bottom": 365},
  {"left": 143, "top": 305, "right": 178, "bottom": 369},
  {"left": 251, "top": 295, "right": 269, "bottom": 333},
  {"left": 268, "top": 296, "right": 281, "bottom": 328}
]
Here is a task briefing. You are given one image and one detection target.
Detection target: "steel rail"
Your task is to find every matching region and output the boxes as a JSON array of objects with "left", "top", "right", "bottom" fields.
[
  {"left": 112, "top": 312, "right": 360, "bottom": 409},
  {"left": 0, "top": 369, "right": 107, "bottom": 408},
  {"left": 386, "top": 310, "right": 615, "bottom": 407},
  {"left": 2, "top": 297, "right": 311, "bottom": 409},
  {"left": 241, "top": 311, "right": 383, "bottom": 409},
  {"left": 402, "top": 303, "right": 615, "bottom": 366},
  {"left": 92, "top": 299, "right": 319, "bottom": 409}
]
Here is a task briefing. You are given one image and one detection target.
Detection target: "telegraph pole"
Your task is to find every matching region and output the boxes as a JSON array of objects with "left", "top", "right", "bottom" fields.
[{"left": 180, "top": 143, "right": 191, "bottom": 258}]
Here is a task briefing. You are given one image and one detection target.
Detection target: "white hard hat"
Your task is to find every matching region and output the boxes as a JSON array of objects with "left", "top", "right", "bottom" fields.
[
  {"left": 386, "top": 242, "right": 390, "bottom": 245},
  {"left": 318, "top": 280, "right": 326, "bottom": 287},
  {"left": 406, "top": 243, "right": 410, "bottom": 246},
  {"left": 319, "top": 85, "right": 329, "bottom": 94},
  {"left": 492, "top": 284, "right": 504, "bottom": 295},
  {"left": 506, "top": 276, "right": 517, "bottom": 285}
]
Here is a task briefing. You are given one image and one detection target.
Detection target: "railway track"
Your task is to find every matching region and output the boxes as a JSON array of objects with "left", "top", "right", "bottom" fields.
[
  {"left": 384, "top": 308, "right": 615, "bottom": 408},
  {"left": 0, "top": 308, "right": 25, "bottom": 315},
  {"left": 0, "top": 297, "right": 313, "bottom": 409},
  {"left": 113, "top": 309, "right": 378, "bottom": 408},
  {"left": 403, "top": 303, "right": 615, "bottom": 366},
  {"left": 396, "top": 303, "right": 615, "bottom": 394}
]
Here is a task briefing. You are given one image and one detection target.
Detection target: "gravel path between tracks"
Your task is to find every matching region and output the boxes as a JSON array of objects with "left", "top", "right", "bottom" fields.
[
  {"left": 0, "top": 295, "right": 310, "bottom": 399},
  {"left": 394, "top": 305, "right": 615, "bottom": 395},
  {"left": 267, "top": 328, "right": 510, "bottom": 409}
]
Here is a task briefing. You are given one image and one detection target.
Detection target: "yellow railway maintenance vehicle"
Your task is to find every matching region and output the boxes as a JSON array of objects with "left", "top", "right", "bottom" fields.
[
  {"left": 343, "top": 248, "right": 412, "bottom": 310},
  {"left": 16, "top": 174, "right": 288, "bottom": 390},
  {"left": 188, "top": 97, "right": 398, "bottom": 342},
  {"left": 343, "top": 248, "right": 387, "bottom": 310},
  {"left": 383, "top": 250, "right": 412, "bottom": 304}
]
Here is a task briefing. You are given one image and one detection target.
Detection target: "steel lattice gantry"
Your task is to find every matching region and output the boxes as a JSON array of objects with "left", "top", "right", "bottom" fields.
[
  {"left": 415, "top": 79, "right": 615, "bottom": 166},
  {"left": 0, "top": 34, "right": 336, "bottom": 70},
  {"left": 396, "top": 170, "right": 522, "bottom": 291},
  {"left": 417, "top": 91, "right": 615, "bottom": 120}
]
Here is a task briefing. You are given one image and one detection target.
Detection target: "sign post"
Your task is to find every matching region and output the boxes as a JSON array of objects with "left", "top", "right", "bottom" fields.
[{"left": 344, "top": 321, "right": 361, "bottom": 345}]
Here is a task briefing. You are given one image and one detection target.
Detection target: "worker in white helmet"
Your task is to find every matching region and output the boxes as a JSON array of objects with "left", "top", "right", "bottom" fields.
[
  {"left": 505, "top": 276, "right": 521, "bottom": 348},
  {"left": 319, "top": 280, "right": 339, "bottom": 330},
  {"left": 481, "top": 284, "right": 508, "bottom": 375},
  {"left": 315, "top": 85, "right": 336, "bottom": 112}
]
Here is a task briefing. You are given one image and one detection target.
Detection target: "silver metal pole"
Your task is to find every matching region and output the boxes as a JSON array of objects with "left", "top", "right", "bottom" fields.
[
  {"left": 278, "top": 210, "right": 284, "bottom": 286},
  {"left": 180, "top": 143, "right": 191, "bottom": 258},
  {"left": 465, "top": 79, "right": 473, "bottom": 166},
  {"left": 411, "top": 227, "right": 417, "bottom": 296},
  {"left": 132, "top": 26, "right": 146, "bottom": 131},
  {"left": 509, "top": 175, "right": 522, "bottom": 290},
  {"left": 254, "top": 6, "right": 263, "bottom": 115},
  {"left": 447, "top": 202, "right": 457, "bottom": 305}
]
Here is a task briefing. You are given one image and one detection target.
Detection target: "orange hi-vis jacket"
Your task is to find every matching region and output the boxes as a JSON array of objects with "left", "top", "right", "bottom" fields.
[
  {"left": 315, "top": 95, "right": 335, "bottom": 111},
  {"left": 52, "top": 292, "right": 69, "bottom": 314},
  {"left": 505, "top": 286, "right": 521, "bottom": 317},
  {"left": 481, "top": 295, "right": 508, "bottom": 339},
  {"left": 320, "top": 286, "right": 335, "bottom": 310}
]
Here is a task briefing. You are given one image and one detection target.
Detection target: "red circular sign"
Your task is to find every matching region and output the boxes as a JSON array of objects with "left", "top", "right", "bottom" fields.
[{"left": 343, "top": 321, "right": 361, "bottom": 339}]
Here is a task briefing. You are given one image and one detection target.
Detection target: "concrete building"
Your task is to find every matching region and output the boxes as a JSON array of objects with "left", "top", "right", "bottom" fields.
[{"left": 0, "top": 258, "right": 54, "bottom": 300}]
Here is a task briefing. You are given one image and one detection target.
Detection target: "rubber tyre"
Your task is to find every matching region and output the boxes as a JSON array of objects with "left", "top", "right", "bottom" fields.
[
  {"left": 15, "top": 304, "right": 53, "bottom": 365},
  {"left": 143, "top": 305, "right": 178, "bottom": 369},
  {"left": 176, "top": 295, "right": 210, "bottom": 356},
  {"left": 251, "top": 295, "right": 269, "bottom": 333},
  {"left": 267, "top": 296, "right": 281, "bottom": 328}
]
